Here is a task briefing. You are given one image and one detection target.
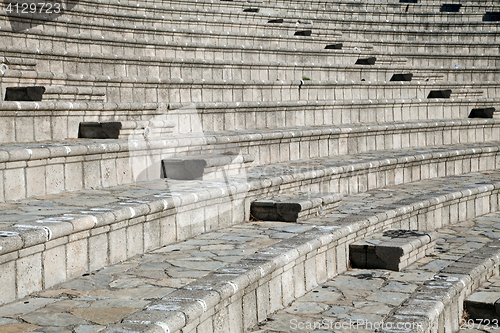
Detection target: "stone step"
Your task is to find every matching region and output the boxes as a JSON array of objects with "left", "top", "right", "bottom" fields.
[
  {"left": 349, "top": 229, "right": 436, "bottom": 271},
  {"left": 43, "top": 86, "right": 106, "bottom": 102},
  {"left": 2, "top": 28, "right": 499, "bottom": 68},
  {"left": 78, "top": 120, "right": 176, "bottom": 140},
  {"left": 391, "top": 73, "right": 445, "bottom": 82},
  {"left": 427, "top": 89, "right": 484, "bottom": 99},
  {"left": 465, "top": 276, "right": 500, "bottom": 321},
  {"left": 0, "top": 101, "right": 164, "bottom": 144},
  {"left": 1, "top": 99, "right": 499, "bottom": 143},
  {"left": 250, "top": 192, "right": 343, "bottom": 222},
  {"left": 253, "top": 213, "right": 500, "bottom": 333},
  {"left": 0, "top": 144, "right": 499, "bottom": 305},
  {"left": 3, "top": 70, "right": 498, "bottom": 104},
  {"left": 0, "top": 14, "right": 342, "bottom": 52},
  {"left": 162, "top": 153, "right": 254, "bottom": 180}
]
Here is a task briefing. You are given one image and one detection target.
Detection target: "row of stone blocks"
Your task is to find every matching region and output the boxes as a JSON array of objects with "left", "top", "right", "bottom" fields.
[
  {"left": 1, "top": 74, "right": 494, "bottom": 104},
  {"left": 0, "top": 99, "right": 497, "bottom": 143},
  {"left": 0, "top": 143, "right": 499, "bottom": 306},
  {"left": 4, "top": 0, "right": 497, "bottom": 36},
  {"left": 3, "top": 29, "right": 499, "bottom": 69},
  {"left": 2, "top": 119, "right": 500, "bottom": 202},
  {"left": 102, "top": 177, "right": 500, "bottom": 332}
]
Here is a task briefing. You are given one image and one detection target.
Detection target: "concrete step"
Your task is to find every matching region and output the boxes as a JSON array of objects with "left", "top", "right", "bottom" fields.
[
  {"left": 78, "top": 120, "right": 176, "bottom": 140},
  {"left": 250, "top": 192, "right": 342, "bottom": 222},
  {"left": 3, "top": 85, "right": 106, "bottom": 102},
  {"left": 162, "top": 153, "right": 254, "bottom": 180},
  {"left": 350, "top": 229, "right": 436, "bottom": 271},
  {"left": 1, "top": 99, "right": 499, "bottom": 143}
]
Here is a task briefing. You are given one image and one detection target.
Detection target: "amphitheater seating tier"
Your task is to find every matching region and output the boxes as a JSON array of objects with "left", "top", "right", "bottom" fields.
[{"left": 1, "top": 0, "right": 500, "bottom": 330}]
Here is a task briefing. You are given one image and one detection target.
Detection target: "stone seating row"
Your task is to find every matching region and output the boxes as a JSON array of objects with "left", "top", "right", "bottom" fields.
[
  {"left": 1, "top": 21, "right": 340, "bottom": 52},
  {"left": 67, "top": 1, "right": 497, "bottom": 25},
  {"left": 6, "top": 12, "right": 500, "bottom": 47},
  {"left": 0, "top": 117, "right": 498, "bottom": 201},
  {"left": 2, "top": 70, "right": 494, "bottom": 103},
  {"left": 1, "top": 171, "right": 499, "bottom": 332},
  {"left": 165, "top": 99, "right": 500, "bottom": 132},
  {"left": 1, "top": 98, "right": 497, "bottom": 144},
  {"left": 0, "top": 142, "right": 499, "bottom": 306},
  {"left": 9, "top": 46, "right": 500, "bottom": 83},
  {"left": 13, "top": 0, "right": 500, "bottom": 34},
  {"left": 108, "top": 0, "right": 500, "bottom": 15},
  {"left": 1, "top": 48, "right": 442, "bottom": 83},
  {"left": 4, "top": 28, "right": 500, "bottom": 68}
]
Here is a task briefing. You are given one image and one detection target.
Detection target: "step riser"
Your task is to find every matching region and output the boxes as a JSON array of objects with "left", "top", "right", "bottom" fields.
[
  {"left": 8, "top": 9, "right": 498, "bottom": 39},
  {"left": 1, "top": 17, "right": 339, "bottom": 50},
  {"left": 6, "top": 52, "right": 500, "bottom": 82},
  {"left": 170, "top": 101, "right": 499, "bottom": 132},
  {"left": 0, "top": 76, "right": 494, "bottom": 104},
  {"left": 1, "top": 119, "right": 499, "bottom": 200}
]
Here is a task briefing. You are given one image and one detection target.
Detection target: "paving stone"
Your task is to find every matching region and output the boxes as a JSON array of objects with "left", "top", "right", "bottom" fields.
[
  {"left": 0, "top": 298, "right": 57, "bottom": 317},
  {"left": 69, "top": 307, "right": 138, "bottom": 325},
  {"left": 21, "top": 311, "right": 89, "bottom": 326},
  {"left": 73, "top": 325, "right": 106, "bottom": 333}
]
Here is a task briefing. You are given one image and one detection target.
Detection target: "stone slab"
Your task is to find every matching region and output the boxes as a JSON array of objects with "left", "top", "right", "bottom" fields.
[
  {"left": 251, "top": 192, "right": 343, "bottom": 222},
  {"left": 350, "top": 230, "right": 436, "bottom": 271}
]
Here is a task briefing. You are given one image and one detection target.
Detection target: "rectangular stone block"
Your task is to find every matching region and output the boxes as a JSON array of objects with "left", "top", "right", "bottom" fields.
[{"left": 350, "top": 230, "right": 436, "bottom": 271}]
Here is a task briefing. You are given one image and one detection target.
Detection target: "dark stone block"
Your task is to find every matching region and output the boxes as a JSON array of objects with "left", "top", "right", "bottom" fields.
[
  {"left": 294, "top": 30, "right": 312, "bottom": 36},
  {"left": 355, "top": 57, "right": 377, "bottom": 65},
  {"left": 78, "top": 122, "right": 122, "bottom": 139},
  {"left": 243, "top": 8, "right": 259, "bottom": 12},
  {"left": 267, "top": 18, "right": 284, "bottom": 23},
  {"left": 483, "top": 12, "right": 500, "bottom": 21},
  {"left": 325, "top": 43, "right": 343, "bottom": 50},
  {"left": 440, "top": 3, "right": 462, "bottom": 12},
  {"left": 162, "top": 159, "right": 208, "bottom": 180},
  {"left": 427, "top": 90, "right": 452, "bottom": 98},
  {"left": 5, "top": 86, "right": 45, "bottom": 101},
  {"left": 399, "top": 0, "right": 417, "bottom": 2},
  {"left": 251, "top": 201, "right": 302, "bottom": 222},
  {"left": 469, "top": 107, "right": 495, "bottom": 118},
  {"left": 390, "top": 73, "right": 414, "bottom": 81}
]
